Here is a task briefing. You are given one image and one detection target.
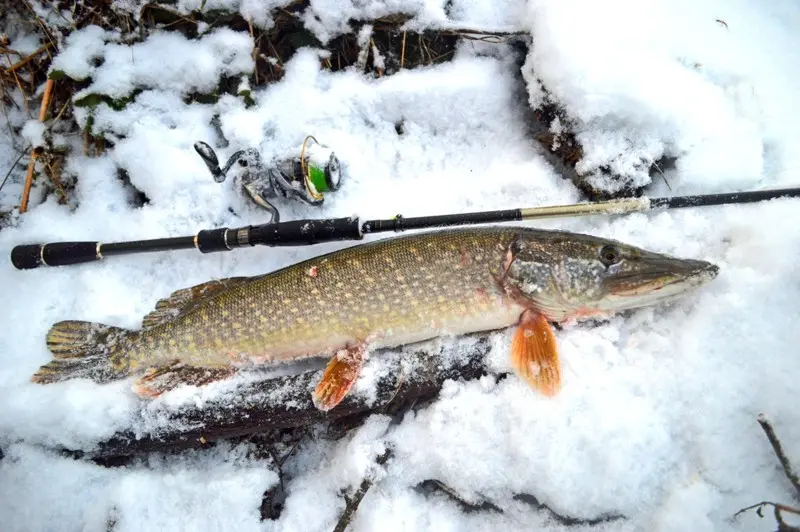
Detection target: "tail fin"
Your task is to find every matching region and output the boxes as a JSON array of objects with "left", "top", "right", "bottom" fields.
[{"left": 32, "top": 320, "right": 133, "bottom": 385}]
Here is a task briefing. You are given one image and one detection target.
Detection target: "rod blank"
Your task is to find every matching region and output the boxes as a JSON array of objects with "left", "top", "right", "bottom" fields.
[{"left": 10, "top": 186, "right": 800, "bottom": 271}]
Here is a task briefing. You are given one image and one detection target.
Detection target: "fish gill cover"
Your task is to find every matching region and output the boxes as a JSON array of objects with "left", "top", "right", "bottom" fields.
[{"left": 1, "top": 0, "right": 800, "bottom": 531}]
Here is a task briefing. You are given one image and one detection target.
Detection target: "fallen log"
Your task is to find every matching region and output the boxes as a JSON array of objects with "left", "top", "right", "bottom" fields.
[{"left": 63, "top": 334, "right": 496, "bottom": 462}]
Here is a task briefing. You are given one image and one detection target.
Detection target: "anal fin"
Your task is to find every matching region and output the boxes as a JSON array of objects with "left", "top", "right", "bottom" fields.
[
  {"left": 142, "top": 277, "right": 252, "bottom": 329},
  {"left": 510, "top": 310, "right": 561, "bottom": 397},
  {"left": 132, "top": 361, "right": 237, "bottom": 398},
  {"left": 313, "top": 344, "right": 366, "bottom": 411}
]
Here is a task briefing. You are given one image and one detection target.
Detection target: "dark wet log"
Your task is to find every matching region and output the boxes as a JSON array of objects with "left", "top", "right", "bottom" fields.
[{"left": 64, "top": 335, "right": 494, "bottom": 461}]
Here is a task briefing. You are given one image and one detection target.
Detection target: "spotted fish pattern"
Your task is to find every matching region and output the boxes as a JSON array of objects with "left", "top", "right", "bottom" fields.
[{"left": 31, "top": 225, "right": 719, "bottom": 410}]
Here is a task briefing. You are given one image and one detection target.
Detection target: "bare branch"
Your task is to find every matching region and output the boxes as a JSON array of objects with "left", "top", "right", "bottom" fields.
[
  {"left": 332, "top": 449, "right": 392, "bottom": 532},
  {"left": 733, "top": 501, "right": 800, "bottom": 531},
  {"left": 758, "top": 413, "right": 800, "bottom": 498},
  {"left": 512, "top": 493, "right": 626, "bottom": 527}
]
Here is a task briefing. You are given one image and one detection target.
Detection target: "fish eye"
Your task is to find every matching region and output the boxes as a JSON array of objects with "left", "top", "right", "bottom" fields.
[{"left": 599, "top": 245, "right": 621, "bottom": 266}]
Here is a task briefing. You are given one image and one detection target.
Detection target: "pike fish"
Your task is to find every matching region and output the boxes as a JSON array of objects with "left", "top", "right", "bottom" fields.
[{"left": 31, "top": 226, "right": 719, "bottom": 410}]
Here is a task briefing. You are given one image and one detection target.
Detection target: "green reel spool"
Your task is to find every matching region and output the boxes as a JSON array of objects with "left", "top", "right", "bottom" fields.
[
  {"left": 301, "top": 135, "right": 342, "bottom": 199},
  {"left": 307, "top": 164, "right": 330, "bottom": 193}
]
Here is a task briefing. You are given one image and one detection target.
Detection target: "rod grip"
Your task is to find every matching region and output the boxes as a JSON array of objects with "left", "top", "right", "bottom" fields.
[
  {"left": 248, "top": 217, "right": 363, "bottom": 247},
  {"left": 11, "top": 242, "right": 101, "bottom": 270}
]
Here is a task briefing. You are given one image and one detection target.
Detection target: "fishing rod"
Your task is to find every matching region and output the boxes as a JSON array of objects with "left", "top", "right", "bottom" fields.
[{"left": 10, "top": 186, "right": 800, "bottom": 270}]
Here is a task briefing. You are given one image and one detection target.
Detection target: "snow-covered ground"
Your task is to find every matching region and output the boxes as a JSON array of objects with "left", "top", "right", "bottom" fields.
[{"left": 2, "top": 0, "right": 800, "bottom": 530}]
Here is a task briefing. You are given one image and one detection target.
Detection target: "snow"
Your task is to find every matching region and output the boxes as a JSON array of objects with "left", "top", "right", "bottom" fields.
[
  {"left": 20, "top": 120, "right": 46, "bottom": 148},
  {"left": 0, "top": 441, "right": 278, "bottom": 531},
  {"left": 521, "top": 0, "right": 800, "bottom": 195},
  {"left": 2, "top": 0, "right": 800, "bottom": 531},
  {"left": 52, "top": 26, "right": 255, "bottom": 100},
  {"left": 47, "top": 24, "right": 108, "bottom": 82}
]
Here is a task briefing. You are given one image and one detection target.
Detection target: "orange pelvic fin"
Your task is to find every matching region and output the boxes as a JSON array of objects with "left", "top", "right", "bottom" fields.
[
  {"left": 510, "top": 310, "right": 561, "bottom": 397},
  {"left": 132, "top": 361, "right": 237, "bottom": 398},
  {"left": 313, "top": 344, "right": 367, "bottom": 411}
]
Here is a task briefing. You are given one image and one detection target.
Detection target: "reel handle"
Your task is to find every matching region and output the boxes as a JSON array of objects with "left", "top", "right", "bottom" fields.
[
  {"left": 11, "top": 242, "right": 101, "bottom": 270},
  {"left": 245, "top": 217, "right": 363, "bottom": 247}
]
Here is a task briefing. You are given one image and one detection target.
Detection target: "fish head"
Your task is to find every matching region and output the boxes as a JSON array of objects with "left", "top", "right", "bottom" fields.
[{"left": 501, "top": 229, "right": 719, "bottom": 322}]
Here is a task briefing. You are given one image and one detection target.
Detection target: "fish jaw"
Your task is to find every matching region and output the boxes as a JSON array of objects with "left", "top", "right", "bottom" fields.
[{"left": 598, "top": 258, "right": 719, "bottom": 313}]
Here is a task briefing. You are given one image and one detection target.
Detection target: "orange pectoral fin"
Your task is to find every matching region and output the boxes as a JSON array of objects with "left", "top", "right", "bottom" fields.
[
  {"left": 313, "top": 344, "right": 366, "bottom": 411},
  {"left": 510, "top": 310, "right": 561, "bottom": 397}
]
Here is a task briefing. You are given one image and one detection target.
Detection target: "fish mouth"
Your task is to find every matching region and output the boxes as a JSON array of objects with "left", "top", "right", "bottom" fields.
[{"left": 606, "top": 258, "right": 719, "bottom": 301}]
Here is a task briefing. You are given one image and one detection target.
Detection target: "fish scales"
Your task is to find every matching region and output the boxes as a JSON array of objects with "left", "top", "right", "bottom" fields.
[
  {"left": 32, "top": 225, "right": 718, "bottom": 410},
  {"left": 124, "top": 227, "right": 523, "bottom": 370}
]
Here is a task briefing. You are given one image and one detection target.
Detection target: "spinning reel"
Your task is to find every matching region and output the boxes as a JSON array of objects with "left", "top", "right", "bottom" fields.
[{"left": 194, "top": 135, "right": 343, "bottom": 222}]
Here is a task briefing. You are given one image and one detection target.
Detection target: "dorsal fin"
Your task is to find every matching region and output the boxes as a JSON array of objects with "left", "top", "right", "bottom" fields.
[{"left": 142, "top": 276, "right": 252, "bottom": 329}]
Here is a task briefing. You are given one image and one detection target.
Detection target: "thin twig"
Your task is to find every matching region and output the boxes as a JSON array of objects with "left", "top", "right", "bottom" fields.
[
  {"left": 49, "top": 98, "right": 70, "bottom": 128},
  {"left": 416, "top": 480, "right": 626, "bottom": 525},
  {"left": 0, "top": 46, "right": 23, "bottom": 58},
  {"left": 383, "top": 365, "right": 406, "bottom": 407},
  {"left": 247, "top": 17, "right": 259, "bottom": 86},
  {"left": 731, "top": 415, "right": 800, "bottom": 530},
  {"left": 368, "top": 23, "right": 527, "bottom": 39},
  {"left": 458, "top": 34, "right": 505, "bottom": 43},
  {"left": 733, "top": 501, "right": 800, "bottom": 531},
  {"left": 3, "top": 51, "right": 31, "bottom": 115},
  {"left": 23, "top": 0, "right": 68, "bottom": 35},
  {"left": 2, "top": 41, "right": 54, "bottom": 74},
  {"left": 0, "top": 150, "right": 26, "bottom": 192},
  {"left": 651, "top": 159, "right": 672, "bottom": 191},
  {"left": 266, "top": 446, "right": 285, "bottom": 492},
  {"left": 260, "top": 433, "right": 305, "bottom": 521},
  {"left": 418, "top": 480, "right": 503, "bottom": 514},
  {"left": 44, "top": 156, "right": 70, "bottom": 208},
  {"left": 758, "top": 413, "right": 800, "bottom": 497},
  {"left": 332, "top": 449, "right": 392, "bottom": 532},
  {"left": 512, "top": 493, "right": 627, "bottom": 526},
  {"left": 400, "top": 30, "right": 406, "bottom": 68},
  {"left": 441, "top": 28, "right": 528, "bottom": 37},
  {"left": 429, "top": 49, "right": 456, "bottom": 63},
  {"left": 266, "top": 38, "right": 283, "bottom": 67},
  {"left": 21, "top": 0, "right": 57, "bottom": 52},
  {"left": 277, "top": 435, "right": 305, "bottom": 469}
]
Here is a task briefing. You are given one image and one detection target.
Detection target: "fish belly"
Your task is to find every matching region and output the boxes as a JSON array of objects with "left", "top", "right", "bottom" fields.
[{"left": 365, "top": 302, "right": 525, "bottom": 350}]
